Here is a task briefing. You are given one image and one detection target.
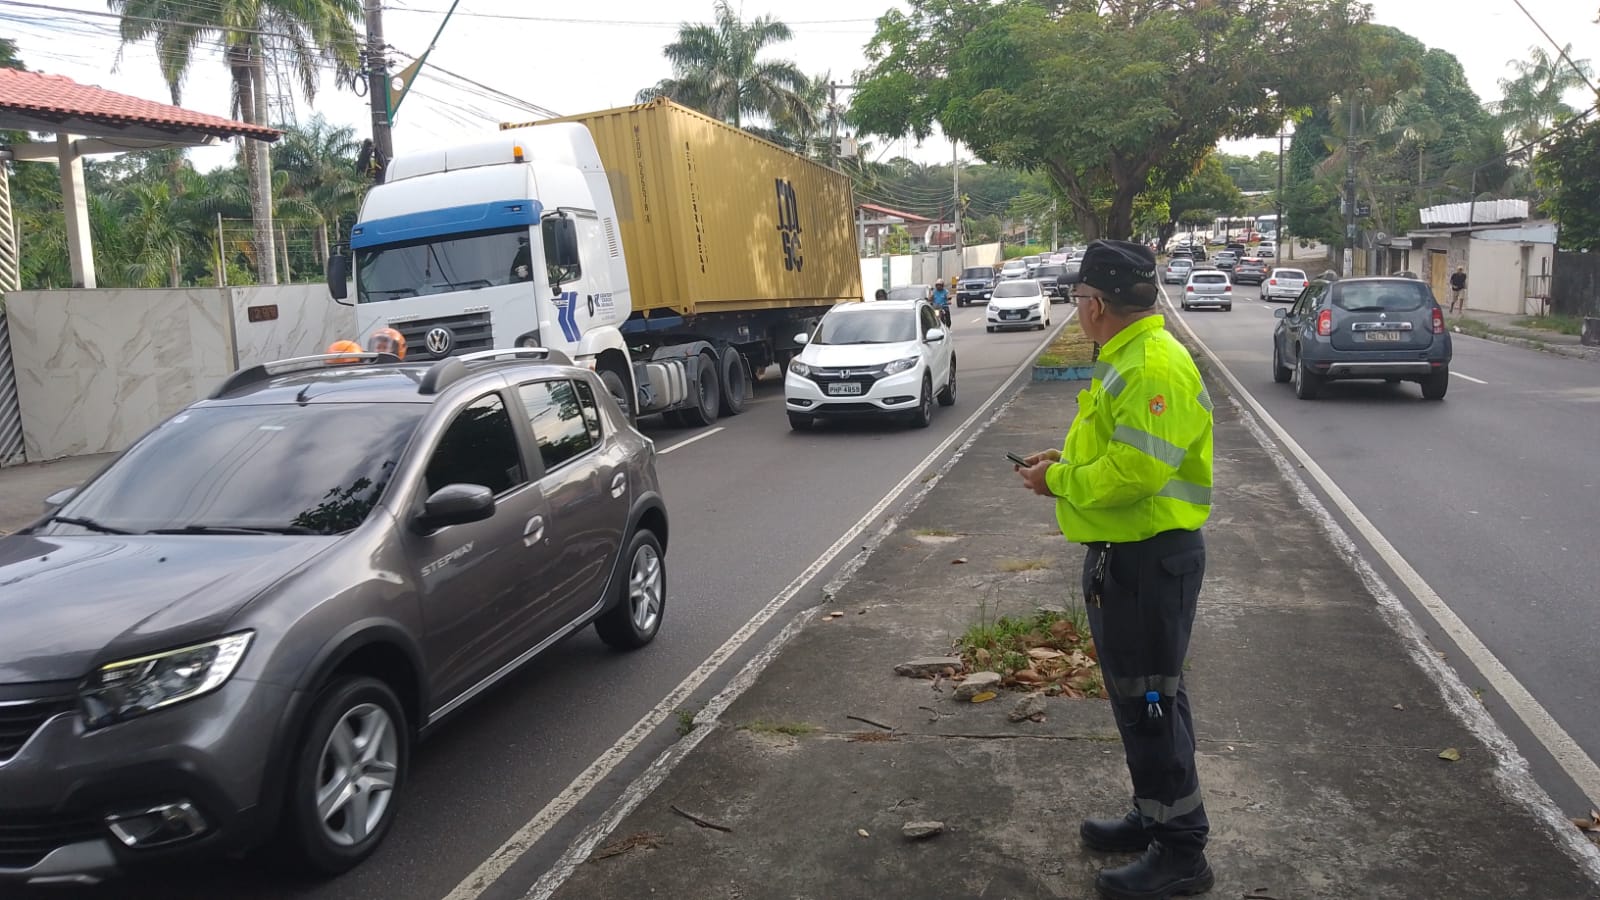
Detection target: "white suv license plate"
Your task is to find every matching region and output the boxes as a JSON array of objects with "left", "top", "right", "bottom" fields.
[
  {"left": 827, "top": 382, "right": 864, "bottom": 396},
  {"left": 1365, "top": 331, "right": 1402, "bottom": 342}
]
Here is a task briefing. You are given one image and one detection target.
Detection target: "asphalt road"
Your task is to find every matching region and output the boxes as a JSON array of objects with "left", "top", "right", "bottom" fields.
[
  {"left": 1165, "top": 289, "right": 1600, "bottom": 814},
  {"left": 18, "top": 305, "right": 1064, "bottom": 900}
]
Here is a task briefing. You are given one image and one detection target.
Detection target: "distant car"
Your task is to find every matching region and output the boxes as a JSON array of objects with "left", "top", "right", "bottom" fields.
[
  {"left": 956, "top": 267, "right": 997, "bottom": 307},
  {"left": 999, "top": 260, "right": 1029, "bottom": 281},
  {"left": 1256, "top": 241, "right": 1277, "bottom": 259},
  {"left": 986, "top": 279, "right": 1052, "bottom": 332},
  {"left": 0, "top": 348, "right": 669, "bottom": 882},
  {"left": 1261, "top": 267, "right": 1309, "bottom": 301},
  {"left": 1182, "top": 269, "right": 1234, "bottom": 311},
  {"left": 1233, "top": 258, "right": 1270, "bottom": 285},
  {"left": 1272, "top": 277, "right": 1452, "bottom": 401},
  {"left": 786, "top": 299, "right": 955, "bottom": 430},
  {"left": 1213, "top": 251, "right": 1238, "bottom": 271},
  {"left": 1022, "top": 255, "right": 1044, "bottom": 276},
  {"left": 1034, "top": 264, "right": 1068, "bottom": 302},
  {"left": 885, "top": 284, "right": 933, "bottom": 303},
  {"left": 1164, "top": 257, "right": 1195, "bottom": 284}
]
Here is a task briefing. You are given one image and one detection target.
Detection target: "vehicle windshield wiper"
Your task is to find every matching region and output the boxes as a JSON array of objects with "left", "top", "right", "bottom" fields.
[
  {"left": 146, "top": 524, "right": 321, "bottom": 536},
  {"left": 38, "top": 515, "right": 133, "bottom": 535},
  {"left": 1345, "top": 305, "right": 1389, "bottom": 312}
]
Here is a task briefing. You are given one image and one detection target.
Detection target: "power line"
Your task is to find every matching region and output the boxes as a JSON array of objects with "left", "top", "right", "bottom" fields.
[{"left": 1506, "top": 0, "right": 1599, "bottom": 99}]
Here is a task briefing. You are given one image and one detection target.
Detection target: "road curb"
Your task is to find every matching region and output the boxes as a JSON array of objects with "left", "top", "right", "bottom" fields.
[{"left": 1032, "top": 364, "right": 1094, "bottom": 382}]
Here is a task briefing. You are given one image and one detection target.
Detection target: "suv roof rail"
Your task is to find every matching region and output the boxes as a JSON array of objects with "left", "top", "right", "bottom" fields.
[
  {"left": 417, "top": 346, "right": 575, "bottom": 396},
  {"left": 209, "top": 352, "right": 402, "bottom": 399}
]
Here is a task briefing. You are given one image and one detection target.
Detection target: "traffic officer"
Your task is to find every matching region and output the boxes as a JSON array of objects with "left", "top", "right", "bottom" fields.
[{"left": 1016, "top": 239, "right": 1215, "bottom": 899}]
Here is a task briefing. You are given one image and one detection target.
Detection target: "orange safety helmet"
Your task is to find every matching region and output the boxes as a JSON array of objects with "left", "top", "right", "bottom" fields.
[
  {"left": 367, "top": 328, "right": 407, "bottom": 360},
  {"left": 326, "top": 340, "right": 363, "bottom": 364}
]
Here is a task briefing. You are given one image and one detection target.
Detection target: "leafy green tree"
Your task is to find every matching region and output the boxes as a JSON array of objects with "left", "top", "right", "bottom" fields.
[
  {"left": 852, "top": 0, "right": 1371, "bottom": 240},
  {"left": 1493, "top": 45, "right": 1594, "bottom": 154},
  {"left": 1164, "top": 155, "right": 1244, "bottom": 247},
  {"left": 1537, "top": 116, "right": 1600, "bottom": 251},
  {"left": 637, "top": 1, "right": 812, "bottom": 132},
  {"left": 273, "top": 115, "right": 368, "bottom": 263},
  {"left": 109, "top": 0, "right": 362, "bottom": 285}
]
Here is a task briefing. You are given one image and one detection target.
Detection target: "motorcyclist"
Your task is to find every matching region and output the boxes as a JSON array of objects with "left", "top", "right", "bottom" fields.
[{"left": 932, "top": 280, "right": 951, "bottom": 326}]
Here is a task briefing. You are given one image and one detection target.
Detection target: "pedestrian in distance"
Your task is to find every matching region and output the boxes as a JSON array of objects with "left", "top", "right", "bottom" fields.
[
  {"left": 1449, "top": 266, "right": 1467, "bottom": 315},
  {"left": 1015, "top": 239, "right": 1216, "bottom": 900}
]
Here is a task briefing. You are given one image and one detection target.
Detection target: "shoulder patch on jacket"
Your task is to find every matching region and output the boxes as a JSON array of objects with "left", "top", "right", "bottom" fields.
[{"left": 1148, "top": 395, "right": 1167, "bottom": 416}]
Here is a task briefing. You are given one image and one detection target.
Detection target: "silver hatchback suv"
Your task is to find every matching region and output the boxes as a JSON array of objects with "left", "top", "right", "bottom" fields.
[{"left": 0, "top": 349, "right": 668, "bottom": 885}]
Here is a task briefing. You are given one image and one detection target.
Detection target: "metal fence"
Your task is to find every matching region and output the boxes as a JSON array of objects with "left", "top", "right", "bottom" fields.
[
  {"left": 0, "top": 308, "right": 25, "bottom": 467},
  {"left": 1552, "top": 252, "right": 1600, "bottom": 318}
]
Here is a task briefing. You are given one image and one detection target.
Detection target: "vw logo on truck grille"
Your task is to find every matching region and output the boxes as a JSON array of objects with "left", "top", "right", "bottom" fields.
[{"left": 424, "top": 327, "right": 454, "bottom": 357}]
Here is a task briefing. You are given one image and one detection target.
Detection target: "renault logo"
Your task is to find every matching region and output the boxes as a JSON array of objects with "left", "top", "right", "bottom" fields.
[{"left": 424, "top": 327, "right": 454, "bottom": 356}]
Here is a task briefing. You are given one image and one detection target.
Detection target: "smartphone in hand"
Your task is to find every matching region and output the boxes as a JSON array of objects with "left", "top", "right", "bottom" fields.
[{"left": 1006, "top": 452, "right": 1030, "bottom": 467}]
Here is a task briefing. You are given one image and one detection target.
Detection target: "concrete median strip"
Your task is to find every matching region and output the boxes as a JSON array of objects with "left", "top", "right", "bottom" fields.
[{"left": 440, "top": 315, "right": 1074, "bottom": 900}]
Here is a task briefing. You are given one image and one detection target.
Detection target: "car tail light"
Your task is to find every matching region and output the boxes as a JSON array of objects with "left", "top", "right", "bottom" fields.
[
  {"left": 1269, "top": 278, "right": 1277, "bottom": 285},
  {"left": 1224, "top": 285, "right": 1232, "bottom": 292},
  {"left": 1317, "top": 309, "right": 1332, "bottom": 336},
  {"left": 1432, "top": 307, "right": 1444, "bottom": 334},
  {"left": 1186, "top": 285, "right": 1194, "bottom": 292}
]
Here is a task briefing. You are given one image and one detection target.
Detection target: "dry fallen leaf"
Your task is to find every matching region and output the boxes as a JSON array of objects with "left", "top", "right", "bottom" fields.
[
  {"left": 857, "top": 828, "right": 870, "bottom": 838},
  {"left": 1028, "top": 648, "right": 1065, "bottom": 661},
  {"left": 973, "top": 648, "right": 992, "bottom": 667},
  {"left": 970, "top": 691, "right": 997, "bottom": 703},
  {"left": 1013, "top": 668, "right": 1045, "bottom": 684},
  {"left": 848, "top": 731, "right": 897, "bottom": 743},
  {"left": 1438, "top": 748, "right": 1462, "bottom": 762},
  {"left": 952, "top": 558, "right": 968, "bottom": 565},
  {"left": 1392, "top": 703, "right": 1405, "bottom": 711}
]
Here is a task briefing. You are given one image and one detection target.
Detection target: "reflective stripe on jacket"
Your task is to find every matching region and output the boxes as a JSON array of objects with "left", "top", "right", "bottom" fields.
[{"left": 1045, "top": 315, "right": 1213, "bottom": 543}]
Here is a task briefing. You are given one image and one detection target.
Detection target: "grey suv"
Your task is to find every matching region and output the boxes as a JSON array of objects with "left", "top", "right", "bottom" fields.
[
  {"left": 0, "top": 349, "right": 668, "bottom": 884},
  {"left": 1272, "top": 277, "right": 1452, "bottom": 400}
]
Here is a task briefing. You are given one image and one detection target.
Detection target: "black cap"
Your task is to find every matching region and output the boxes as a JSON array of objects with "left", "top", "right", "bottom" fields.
[{"left": 1063, "top": 240, "right": 1159, "bottom": 306}]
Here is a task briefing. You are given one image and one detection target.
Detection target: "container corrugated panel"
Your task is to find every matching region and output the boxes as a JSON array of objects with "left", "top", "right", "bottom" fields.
[{"left": 510, "top": 100, "right": 861, "bottom": 317}]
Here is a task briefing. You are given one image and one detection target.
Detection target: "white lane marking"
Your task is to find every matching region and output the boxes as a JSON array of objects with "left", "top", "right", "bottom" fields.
[
  {"left": 444, "top": 315, "right": 1074, "bottom": 900},
  {"left": 655, "top": 426, "right": 724, "bottom": 455},
  {"left": 1162, "top": 290, "right": 1600, "bottom": 820},
  {"left": 1453, "top": 372, "right": 1488, "bottom": 385},
  {"left": 969, "top": 315, "right": 984, "bottom": 325}
]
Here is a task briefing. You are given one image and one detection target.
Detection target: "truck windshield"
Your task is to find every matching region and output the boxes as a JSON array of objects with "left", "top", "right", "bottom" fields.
[{"left": 357, "top": 227, "right": 534, "bottom": 303}]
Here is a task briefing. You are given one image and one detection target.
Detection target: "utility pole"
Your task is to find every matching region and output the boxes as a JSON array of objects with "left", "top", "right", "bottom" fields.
[
  {"left": 1276, "top": 129, "right": 1287, "bottom": 261},
  {"left": 952, "top": 139, "right": 962, "bottom": 276},
  {"left": 364, "top": 0, "right": 394, "bottom": 180},
  {"left": 1051, "top": 199, "right": 1059, "bottom": 250},
  {"left": 1343, "top": 97, "right": 1357, "bottom": 277},
  {"left": 829, "top": 82, "right": 839, "bottom": 164}
]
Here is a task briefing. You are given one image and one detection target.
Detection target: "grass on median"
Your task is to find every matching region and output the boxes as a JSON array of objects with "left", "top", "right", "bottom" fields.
[
  {"left": 740, "top": 720, "right": 820, "bottom": 737},
  {"left": 1512, "top": 314, "right": 1584, "bottom": 336},
  {"left": 1450, "top": 316, "right": 1493, "bottom": 339},
  {"left": 1035, "top": 320, "right": 1097, "bottom": 368},
  {"left": 954, "top": 606, "right": 1103, "bottom": 699}
]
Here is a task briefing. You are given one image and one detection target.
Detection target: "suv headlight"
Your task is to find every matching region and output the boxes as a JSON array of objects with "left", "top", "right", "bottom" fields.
[
  {"left": 80, "top": 632, "right": 254, "bottom": 729},
  {"left": 789, "top": 360, "right": 812, "bottom": 379},
  {"left": 883, "top": 357, "right": 919, "bottom": 375}
]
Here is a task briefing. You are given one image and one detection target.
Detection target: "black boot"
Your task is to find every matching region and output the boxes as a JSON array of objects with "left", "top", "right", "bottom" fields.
[
  {"left": 1079, "top": 811, "right": 1150, "bottom": 853},
  {"left": 1095, "top": 842, "right": 1214, "bottom": 900}
]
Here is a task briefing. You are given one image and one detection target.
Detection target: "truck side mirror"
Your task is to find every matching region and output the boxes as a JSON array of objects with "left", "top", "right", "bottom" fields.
[
  {"left": 327, "top": 254, "right": 351, "bottom": 304},
  {"left": 543, "top": 216, "right": 580, "bottom": 289}
]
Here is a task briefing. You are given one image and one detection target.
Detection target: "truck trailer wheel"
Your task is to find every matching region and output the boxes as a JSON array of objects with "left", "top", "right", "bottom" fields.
[
  {"left": 683, "top": 352, "right": 720, "bottom": 427},
  {"left": 718, "top": 347, "right": 748, "bottom": 417}
]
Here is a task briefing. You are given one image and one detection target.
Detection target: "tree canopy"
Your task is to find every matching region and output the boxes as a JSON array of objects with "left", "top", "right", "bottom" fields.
[
  {"left": 1537, "top": 116, "right": 1600, "bottom": 251},
  {"left": 851, "top": 0, "right": 1370, "bottom": 240},
  {"left": 637, "top": 1, "right": 813, "bottom": 134}
]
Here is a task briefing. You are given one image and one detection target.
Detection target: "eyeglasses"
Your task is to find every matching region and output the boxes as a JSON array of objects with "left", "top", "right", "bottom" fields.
[{"left": 1068, "top": 292, "right": 1098, "bottom": 305}]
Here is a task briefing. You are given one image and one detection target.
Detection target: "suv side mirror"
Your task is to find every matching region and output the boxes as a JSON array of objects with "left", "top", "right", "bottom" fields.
[
  {"left": 42, "top": 486, "right": 76, "bottom": 511},
  {"left": 925, "top": 327, "right": 946, "bottom": 342},
  {"left": 416, "top": 484, "right": 496, "bottom": 532},
  {"left": 794, "top": 332, "right": 810, "bottom": 346},
  {"left": 1274, "top": 308, "right": 1287, "bottom": 319},
  {"left": 328, "top": 254, "right": 351, "bottom": 304}
]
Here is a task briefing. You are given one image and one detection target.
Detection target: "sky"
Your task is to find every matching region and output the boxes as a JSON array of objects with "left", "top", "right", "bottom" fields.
[{"left": 4, "top": 0, "right": 1596, "bottom": 174}]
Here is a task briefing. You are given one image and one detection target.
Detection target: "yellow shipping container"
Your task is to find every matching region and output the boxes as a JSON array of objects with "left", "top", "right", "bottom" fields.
[{"left": 504, "top": 99, "right": 861, "bottom": 318}]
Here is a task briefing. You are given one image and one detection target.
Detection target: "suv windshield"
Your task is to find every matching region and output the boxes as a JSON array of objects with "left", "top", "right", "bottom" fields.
[
  {"left": 1035, "top": 265, "right": 1066, "bottom": 279},
  {"left": 357, "top": 227, "right": 533, "bottom": 303},
  {"left": 993, "top": 281, "right": 1041, "bottom": 298},
  {"left": 1335, "top": 281, "right": 1428, "bottom": 312},
  {"left": 815, "top": 309, "right": 917, "bottom": 344},
  {"left": 961, "top": 268, "right": 994, "bottom": 280},
  {"left": 885, "top": 286, "right": 929, "bottom": 302},
  {"left": 48, "top": 404, "right": 425, "bottom": 535}
]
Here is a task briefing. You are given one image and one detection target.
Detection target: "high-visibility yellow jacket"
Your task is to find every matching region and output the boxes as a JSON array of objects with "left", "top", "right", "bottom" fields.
[{"left": 1045, "top": 315, "right": 1213, "bottom": 544}]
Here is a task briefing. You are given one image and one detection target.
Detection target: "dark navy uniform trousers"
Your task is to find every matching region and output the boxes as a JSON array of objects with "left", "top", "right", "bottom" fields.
[{"left": 1082, "top": 528, "right": 1209, "bottom": 855}]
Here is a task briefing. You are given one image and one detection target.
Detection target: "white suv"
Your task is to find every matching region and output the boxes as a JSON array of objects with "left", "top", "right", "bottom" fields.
[
  {"left": 785, "top": 300, "right": 955, "bottom": 430},
  {"left": 986, "top": 279, "right": 1051, "bottom": 332}
]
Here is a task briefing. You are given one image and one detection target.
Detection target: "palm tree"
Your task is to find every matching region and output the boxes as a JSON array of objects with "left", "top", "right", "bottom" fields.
[
  {"left": 1492, "top": 45, "right": 1594, "bottom": 155},
  {"left": 273, "top": 115, "right": 367, "bottom": 264},
  {"left": 637, "top": 1, "right": 812, "bottom": 131},
  {"left": 109, "top": 0, "right": 362, "bottom": 285}
]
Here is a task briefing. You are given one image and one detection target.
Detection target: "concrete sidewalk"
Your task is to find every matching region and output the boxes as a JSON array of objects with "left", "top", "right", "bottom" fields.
[
  {"left": 544, "top": 377, "right": 1600, "bottom": 899},
  {"left": 0, "top": 453, "right": 113, "bottom": 534}
]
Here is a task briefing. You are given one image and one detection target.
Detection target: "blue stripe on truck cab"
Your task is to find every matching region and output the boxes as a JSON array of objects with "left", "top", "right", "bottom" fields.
[{"left": 349, "top": 199, "right": 544, "bottom": 250}]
